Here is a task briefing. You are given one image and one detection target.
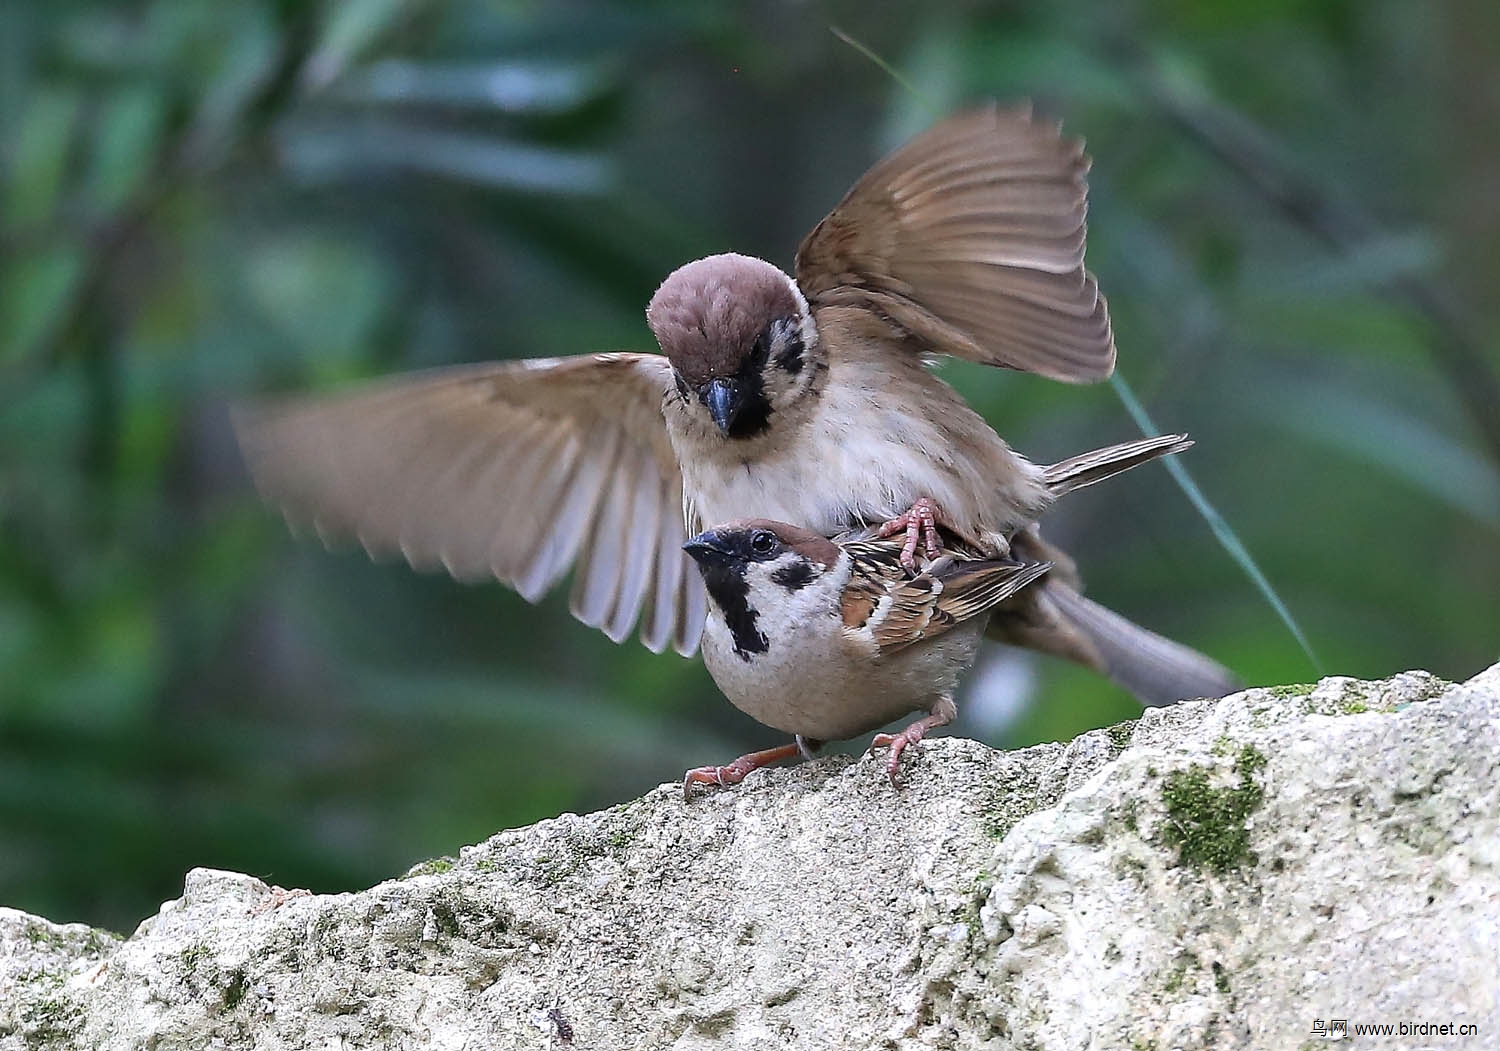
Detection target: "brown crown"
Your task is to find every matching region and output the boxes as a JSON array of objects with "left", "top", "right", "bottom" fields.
[
  {"left": 646, "top": 253, "right": 799, "bottom": 387},
  {"left": 734, "top": 518, "right": 840, "bottom": 568}
]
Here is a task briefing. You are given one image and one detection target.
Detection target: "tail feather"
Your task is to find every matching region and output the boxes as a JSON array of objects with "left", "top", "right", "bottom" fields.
[
  {"left": 1043, "top": 434, "right": 1193, "bottom": 499},
  {"left": 1043, "top": 581, "right": 1241, "bottom": 706}
]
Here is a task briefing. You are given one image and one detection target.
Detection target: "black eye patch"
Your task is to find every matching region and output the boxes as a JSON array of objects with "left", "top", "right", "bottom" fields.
[
  {"left": 775, "top": 331, "right": 804, "bottom": 375},
  {"left": 771, "top": 561, "right": 816, "bottom": 590}
]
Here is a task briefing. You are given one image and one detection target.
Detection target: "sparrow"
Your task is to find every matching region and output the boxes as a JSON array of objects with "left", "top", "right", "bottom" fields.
[
  {"left": 235, "top": 103, "right": 1237, "bottom": 704},
  {"left": 681, "top": 520, "right": 1052, "bottom": 793}
]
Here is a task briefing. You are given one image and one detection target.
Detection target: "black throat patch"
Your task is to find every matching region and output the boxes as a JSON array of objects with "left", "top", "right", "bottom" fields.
[
  {"left": 698, "top": 564, "right": 769, "bottom": 660},
  {"left": 725, "top": 355, "right": 772, "bottom": 440}
]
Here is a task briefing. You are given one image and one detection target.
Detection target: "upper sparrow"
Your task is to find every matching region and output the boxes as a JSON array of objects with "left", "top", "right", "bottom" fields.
[{"left": 236, "top": 104, "right": 1235, "bottom": 703}]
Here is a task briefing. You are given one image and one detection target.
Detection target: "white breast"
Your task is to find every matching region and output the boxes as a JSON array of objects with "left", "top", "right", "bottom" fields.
[
  {"left": 699, "top": 585, "right": 985, "bottom": 742},
  {"left": 669, "top": 355, "right": 1050, "bottom": 543}
]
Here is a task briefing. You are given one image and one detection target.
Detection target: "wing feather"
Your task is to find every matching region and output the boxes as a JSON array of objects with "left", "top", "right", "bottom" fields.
[
  {"left": 486, "top": 427, "right": 583, "bottom": 584},
  {"left": 840, "top": 540, "right": 1052, "bottom": 654},
  {"left": 568, "top": 428, "right": 631, "bottom": 634},
  {"left": 796, "top": 103, "right": 1115, "bottom": 382},
  {"left": 603, "top": 447, "right": 659, "bottom": 643},
  {"left": 1042, "top": 434, "right": 1193, "bottom": 499},
  {"left": 638, "top": 474, "right": 686, "bottom": 654},
  {"left": 234, "top": 353, "right": 708, "bottom": 655}
]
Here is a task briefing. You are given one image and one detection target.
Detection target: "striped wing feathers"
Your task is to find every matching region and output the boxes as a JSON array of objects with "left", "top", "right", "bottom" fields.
[{"left": 840, "top": 539, "right": 1051, "bottom": 653}]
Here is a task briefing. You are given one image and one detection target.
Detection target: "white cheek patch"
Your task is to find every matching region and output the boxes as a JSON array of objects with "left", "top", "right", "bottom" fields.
[
  {"left": 787, "top": 280, "right": 816, "bottom": 350},
  {"left": 742, "top": 557, "right": 847, "bottom": 644}
]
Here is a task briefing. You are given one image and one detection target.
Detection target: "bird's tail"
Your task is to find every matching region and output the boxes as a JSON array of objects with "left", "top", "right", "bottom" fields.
[
  {"left": 1040, "top": 581, "right": 1240, "bottom": 706},
  {"left": 1042, "top": 434, "right": 1193, "bottom": 499}
]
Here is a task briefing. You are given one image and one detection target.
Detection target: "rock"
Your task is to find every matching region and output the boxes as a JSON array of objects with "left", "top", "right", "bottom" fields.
[{"left": 2, "top": 665, "right": 1497, "bottom": 1050}]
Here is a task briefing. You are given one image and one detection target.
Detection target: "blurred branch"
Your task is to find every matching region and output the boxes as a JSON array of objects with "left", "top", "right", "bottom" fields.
[
  {"left": 274, "top": 120, "right": 611, "bottom": 194},
  {"left": 1137, "top": 58, "right": 1500, "bottom": 469}
]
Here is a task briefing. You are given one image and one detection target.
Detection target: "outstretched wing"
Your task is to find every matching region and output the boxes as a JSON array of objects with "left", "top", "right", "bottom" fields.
[
  {"left": 796, "top": 103, "right": 1114, "bottom": 382},
  {"left": 234, "top": 353, "right": 706, "bottom": 656}
]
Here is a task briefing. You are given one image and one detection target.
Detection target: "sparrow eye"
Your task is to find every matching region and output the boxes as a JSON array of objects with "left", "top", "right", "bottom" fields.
[{"left": 749, "top": 530, "right": 777, "bottom": 557}]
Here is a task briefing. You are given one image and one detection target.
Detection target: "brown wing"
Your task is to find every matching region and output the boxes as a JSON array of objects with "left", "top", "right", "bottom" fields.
[
  {"left": 234, "top": 353, "right": 706, "bottom": 656},
  {"left": 838, "top": 544, "right": 900, "bottom": 633},
  {"left": 924, "top": 559, "right": 1053, "bottom": 629},
  {"left": 840, "top": 541, "right": 1051, "bottom": 653},
  {"left": 795, "top": 103, "right": 1114, "bottom": 382}
]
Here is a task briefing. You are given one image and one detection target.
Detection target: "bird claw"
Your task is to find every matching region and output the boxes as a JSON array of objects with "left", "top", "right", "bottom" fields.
[
  {"left": 867, "top": 701, "right": 956, "bottom": 787},
  {"left": 682, "top": 765, "right": 738, "bottom": 798},
  {"left": 868, "top": 728, "right": 923, "bottom": 787},
  {"left": 248, "top": 885, "right": 312, "bottom": 916},
  {"left": 682, "top": 742, "right": 804, "bottom": 800},
  {"left": 875, "top": 498, "right": 944, "bottom": 572}
]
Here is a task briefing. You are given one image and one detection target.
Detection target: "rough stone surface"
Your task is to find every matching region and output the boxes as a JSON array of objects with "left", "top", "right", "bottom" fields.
[{"left": 3, "top": 664, "right": 1498, "bottom": 1050}]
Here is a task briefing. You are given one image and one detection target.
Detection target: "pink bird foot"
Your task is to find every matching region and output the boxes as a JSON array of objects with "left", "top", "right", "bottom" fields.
[
  {"left": 248, "top": 885, "right": 312, "bottom": 916},
  {"left": 876, "top": 497, "right": 944, "bottom": 571},
  {"left": 683, "top": 742, "right": 804, "bottom": 799},
  {"left": 868, "top": 697, "right": 956, "bottom": 787}
]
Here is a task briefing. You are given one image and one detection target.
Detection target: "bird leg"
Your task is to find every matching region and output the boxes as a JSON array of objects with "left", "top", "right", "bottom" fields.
[
  {"left": 868, "top": 695, "right": 957, "bottom": 786},
  {"left": 795, "top": 735, "right": 824, "bottom": 761},
  {"left": 875, "top": 497, "right": 944, "bottom": 571},
  {"left": 248, "top": 885, "right": 312, "bottom": 917},
  {"left": 683, "top": 741, "right": 805, "bottom": 799}
]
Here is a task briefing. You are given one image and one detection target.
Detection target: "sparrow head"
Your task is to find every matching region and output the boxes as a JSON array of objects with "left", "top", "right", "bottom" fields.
[
  {"left": 647, "top": 254, "right": 821, "bottom": 440},
  {"left": 683, "top": 519, "right": 844, "bottom": 660}
]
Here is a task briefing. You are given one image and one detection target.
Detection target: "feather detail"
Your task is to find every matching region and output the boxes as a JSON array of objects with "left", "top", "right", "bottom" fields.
[
  {"left": 1043, "top": 434, "right": 1193, "bottom": 498},
  {"left": 840, "top": 539, "right": 1051, "bottom": 653},
  {"left": 796, "top": 103, "right": 1115, "bottom": 383},
  {"left": 234, "top": 353, "right": 707, "bottom": 657}
]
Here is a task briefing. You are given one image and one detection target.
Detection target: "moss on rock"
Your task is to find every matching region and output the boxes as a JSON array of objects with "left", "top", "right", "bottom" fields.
[{"left": 1159, "top": 745, "right": 1268, "bottom": 873}]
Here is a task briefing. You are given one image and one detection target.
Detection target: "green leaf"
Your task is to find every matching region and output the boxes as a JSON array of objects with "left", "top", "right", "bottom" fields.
[
  {"left": 185, "top": 6, "right": 282, "bottom": 161},
  {"left": 243, "top": 234, "right": 393, "bottom": 375},
  {"left": 276, "top": 121, "right": 612, "bottom": 194},
  {"left": 83, "top": 86, "right": 169, "bottom": 215},
  {"left": 336, "top": 58, "right": 609, "bottom": 113},
  {"left": 0, "top": 244, "right": 85, "bottom": 366},
  {"left": 1263, "top": 381, "right": 1500, "bottom": 530},
  {"left": 5, "top": 86, "right": 82, "bottom": 230},
  {"left": 302, "top": 0, "right": 417, "bottom": 92}
]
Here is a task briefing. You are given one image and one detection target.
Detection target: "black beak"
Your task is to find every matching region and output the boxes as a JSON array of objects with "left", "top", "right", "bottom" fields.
[
  {"left": 683, "top": 531, "right": 737, "bottom": 566},
  {"left": 702, "top": 378, "right": 741, "bottom": 437}
]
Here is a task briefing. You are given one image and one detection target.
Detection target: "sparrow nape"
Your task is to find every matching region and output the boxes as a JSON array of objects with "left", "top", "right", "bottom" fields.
[{"left": 235, "top": 103, "right": 1237, "bottom": 712}]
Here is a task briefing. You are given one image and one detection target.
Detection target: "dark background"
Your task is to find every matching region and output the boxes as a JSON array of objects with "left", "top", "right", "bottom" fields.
[{"left": 2, "top": 0, "right": 1496, "bottom": 932}]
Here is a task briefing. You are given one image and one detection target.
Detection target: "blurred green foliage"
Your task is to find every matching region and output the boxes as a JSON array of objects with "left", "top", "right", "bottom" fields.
[{"left": 2, "top": 0, "right": 1496, "bottom": 931}]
